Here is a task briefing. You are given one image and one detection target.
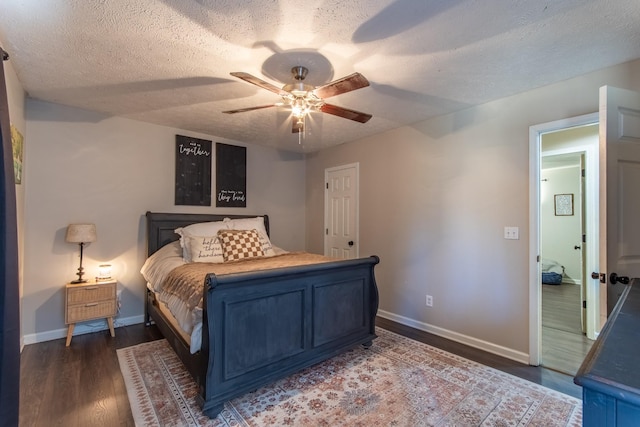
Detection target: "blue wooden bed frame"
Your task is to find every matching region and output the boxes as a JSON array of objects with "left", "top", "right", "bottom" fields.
[{"left": 144, "top": 211, "right": 380, "bottom": 417}]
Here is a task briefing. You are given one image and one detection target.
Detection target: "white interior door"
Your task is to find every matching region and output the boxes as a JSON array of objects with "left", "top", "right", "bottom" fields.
[
  {"left": 324, "top": 163, "right": 359, "bottom": 259},
  {"left": 580, "top": 153, "right": 587, "bottom": 333},
  {"left": 599, "top": 86, "right": 640, "bottom": 319}
]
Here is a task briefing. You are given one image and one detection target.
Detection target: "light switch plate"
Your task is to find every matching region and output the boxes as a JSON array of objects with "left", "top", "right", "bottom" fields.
[{"left": 504, "top": 226, "right": 519, "bottom": 240}]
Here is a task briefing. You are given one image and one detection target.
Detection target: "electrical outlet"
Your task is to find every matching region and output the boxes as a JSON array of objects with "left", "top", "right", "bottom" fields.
[{"left": 426, "top": 295, "right": 433, "bottom": 307}]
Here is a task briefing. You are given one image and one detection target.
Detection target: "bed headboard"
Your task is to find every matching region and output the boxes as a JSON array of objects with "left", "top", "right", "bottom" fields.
[{"left": 145, "top": 212, "right": 270, "bottom": 256}]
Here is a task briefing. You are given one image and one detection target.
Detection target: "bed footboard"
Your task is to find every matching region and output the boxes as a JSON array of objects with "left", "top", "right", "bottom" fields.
[{"left": 196, "top": 255, "right": 380, "bottom": 417}]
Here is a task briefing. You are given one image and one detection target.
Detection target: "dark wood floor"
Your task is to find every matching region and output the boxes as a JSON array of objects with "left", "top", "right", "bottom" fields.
[
  {"left": 19, "top": 324, "right": 164, "bottom": 427},
  {"left": 19, "top": 318, "right": 582, "bottom": 426}
]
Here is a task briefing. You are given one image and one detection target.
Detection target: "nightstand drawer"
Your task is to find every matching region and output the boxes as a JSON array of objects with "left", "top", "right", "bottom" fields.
[
  {"left": 67, "top": 283, "right": 115, "bottom": 304},
  {"left": 66, "top": 300, "right": 116, "bottom": 323}
]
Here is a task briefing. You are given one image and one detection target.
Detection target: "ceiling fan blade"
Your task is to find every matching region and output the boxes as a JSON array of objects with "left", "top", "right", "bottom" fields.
[
  {"left": 222, "top": 104, "right": 277, "bottom": 114},
  {"left": 292, "top": 118, "right": 304, "bottom": 133},
  {"left": 230, "top": 72, "right": 286, "bottom": 96},
  {"left": 313, "top": 73, "right": 370, "bottom": 99},
  {"left": 319, "top": 103, "right": 372, "bottom": 123}
]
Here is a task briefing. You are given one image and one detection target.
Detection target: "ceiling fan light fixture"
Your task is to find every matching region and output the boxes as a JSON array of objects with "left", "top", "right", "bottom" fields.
[
  {"left": 291, "top": 99, "right": 308, "bottom": 119},
  {"left": 224, "top": 65, "right": 372, "bottom": 137},
  {"left": 283, "top": 81, "right": 313, "bottom": 96}
]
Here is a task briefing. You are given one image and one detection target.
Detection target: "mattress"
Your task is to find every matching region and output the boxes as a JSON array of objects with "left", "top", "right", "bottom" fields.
[{"left": 147, "top": 282, "right": 198, "bottom": 350}]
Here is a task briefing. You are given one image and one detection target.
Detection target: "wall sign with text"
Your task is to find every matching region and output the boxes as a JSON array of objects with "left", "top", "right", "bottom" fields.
[
  {"left": 175, "top": 135, "right": 212, "bottom": 206},
  {"left": 216, "top": 143, "right": 246, "bottom": 208}
]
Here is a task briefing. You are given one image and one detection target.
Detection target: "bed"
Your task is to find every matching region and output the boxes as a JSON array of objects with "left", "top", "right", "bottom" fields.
[
  {"left": 541, "top": 258, "right": 564, "bottom": 285},
  {"left": 143, "top": 211, "right": 380, "bottom": 417}
]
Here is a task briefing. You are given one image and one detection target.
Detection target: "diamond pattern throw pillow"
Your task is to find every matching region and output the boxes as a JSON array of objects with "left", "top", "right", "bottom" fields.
[{"left": 217, "top": 229, "right": 265, "bottom": 261}]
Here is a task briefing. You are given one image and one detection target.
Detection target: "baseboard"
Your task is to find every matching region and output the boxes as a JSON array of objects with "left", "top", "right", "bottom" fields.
[
  {"left": 562, "top": 278, "right": 581, "bottom": 285},
  {"left": 22, "top": 314, "right": 145, "bottom": 346},
  {"left": 377, "top": 309, "right": 530, "bottom": 365}
]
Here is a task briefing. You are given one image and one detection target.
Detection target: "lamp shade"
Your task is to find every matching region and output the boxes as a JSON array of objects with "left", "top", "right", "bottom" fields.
[{"left": 65, "top": 224, "right": 97, "bottom": 243}]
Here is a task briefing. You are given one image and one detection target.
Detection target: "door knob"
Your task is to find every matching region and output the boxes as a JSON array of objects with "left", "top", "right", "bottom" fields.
[
  {"left": 610, "top": 272, "right": 630, "bottom": 285},
  {"left": 591, "top": 272, "right": 606, "bottom": 283},
  {"left": 574, "top": 245, "right": 581, "bottom": 250},
  {"left": 348, "top": 241, "right": 354, "bottom": 246}
]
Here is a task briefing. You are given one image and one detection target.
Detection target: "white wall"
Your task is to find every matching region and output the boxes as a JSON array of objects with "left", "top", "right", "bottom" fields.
[
  {"left": 305, "top": 59, "right": 640, "bottom": 360},
  {"left": 22, "top": 99, "right": 306, "bottom": 342}
]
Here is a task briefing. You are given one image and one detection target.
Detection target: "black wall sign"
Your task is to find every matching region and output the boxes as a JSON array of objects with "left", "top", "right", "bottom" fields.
[
  {"left": 175, "top": 135, "right": 212, "bottom": 206},
  {"left": 216, "top": 143, "right": 246, "bottom": 207}
]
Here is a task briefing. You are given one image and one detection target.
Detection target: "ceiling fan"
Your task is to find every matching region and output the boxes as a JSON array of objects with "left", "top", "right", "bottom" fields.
[{"left": 223, "top": 66, "right": 373, "bottom": 133}]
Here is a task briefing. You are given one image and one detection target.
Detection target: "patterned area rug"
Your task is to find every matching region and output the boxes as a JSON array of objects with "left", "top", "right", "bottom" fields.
[{"left": 117, "top": 328, "right": 582, "bottom": 426}]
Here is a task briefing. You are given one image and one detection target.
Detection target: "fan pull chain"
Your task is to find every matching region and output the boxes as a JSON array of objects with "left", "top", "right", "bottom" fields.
[{"left": 298, "top": 116, "right": 305, "bottom": 145}]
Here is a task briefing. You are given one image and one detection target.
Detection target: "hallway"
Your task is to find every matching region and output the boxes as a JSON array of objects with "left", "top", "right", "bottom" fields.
[{"left": 541, "top": 283, "right": 594, "bottom": 375}]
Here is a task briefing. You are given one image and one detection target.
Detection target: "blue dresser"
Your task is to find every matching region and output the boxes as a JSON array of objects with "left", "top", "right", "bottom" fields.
[{"left": 574, "top": 279, "right": 640, "bottom": 426}]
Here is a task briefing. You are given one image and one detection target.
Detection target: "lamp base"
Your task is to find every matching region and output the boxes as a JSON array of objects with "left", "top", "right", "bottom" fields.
[{"left": 72, "top": 263, "right": 86, "bottom": 284}]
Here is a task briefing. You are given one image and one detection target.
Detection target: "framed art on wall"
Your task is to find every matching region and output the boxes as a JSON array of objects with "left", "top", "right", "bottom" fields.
[
  {"left": 175, "top": 135, "right": 212, "bottom": 206},
  {"left": 10, "top": 124, "right": 23, "bottom": 185},
  {"left": 554, "top": 193, "right": 574, "bottom": 216},
  {"left": 216, "top": 143, "right": 246, "bottom": 208}
]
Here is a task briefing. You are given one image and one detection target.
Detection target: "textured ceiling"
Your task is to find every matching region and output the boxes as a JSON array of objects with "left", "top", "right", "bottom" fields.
[{"left": 1, "top": 0, "right": 640, "bottom": 152}]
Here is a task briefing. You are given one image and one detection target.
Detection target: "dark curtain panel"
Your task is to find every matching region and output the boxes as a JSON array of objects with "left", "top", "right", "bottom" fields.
[{"left": 0, "top": 49, "right": 20, "bottom": 427}]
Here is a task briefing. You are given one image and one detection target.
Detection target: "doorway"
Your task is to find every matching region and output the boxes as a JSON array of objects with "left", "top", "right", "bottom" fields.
[
  {"left": 529, "top": 113, "right": 599, "bottom": 371},
  {"left": 324, "top": 163, "right": 359, "bottom": 259},
  {"left": 540, "top": 148, "right": 593, "bottom": 375}
]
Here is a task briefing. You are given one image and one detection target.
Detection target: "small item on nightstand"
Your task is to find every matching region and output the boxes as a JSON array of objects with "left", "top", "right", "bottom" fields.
[{"left": 96, "top": 264, "right": 112, "bottom": 281}]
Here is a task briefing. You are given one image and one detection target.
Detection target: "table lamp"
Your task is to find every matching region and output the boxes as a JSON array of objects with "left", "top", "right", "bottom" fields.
[{"left": 66, "top": 223, "right": 97, "bottom": 283}]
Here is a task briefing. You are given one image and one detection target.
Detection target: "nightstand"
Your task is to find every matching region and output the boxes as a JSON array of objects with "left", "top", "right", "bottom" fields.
[{"left": 65, "top": 278, "right": 117, "bottom": 346}]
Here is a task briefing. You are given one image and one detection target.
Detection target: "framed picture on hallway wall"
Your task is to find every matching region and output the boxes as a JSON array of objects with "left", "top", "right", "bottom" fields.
[{"left": 554, "top": 193, "right": 574, "bottom": 216}]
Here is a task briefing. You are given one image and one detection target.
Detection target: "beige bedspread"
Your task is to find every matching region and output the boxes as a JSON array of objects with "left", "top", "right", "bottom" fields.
[{"left": 161, "top": 252, "right": 335, "bottom": 313}]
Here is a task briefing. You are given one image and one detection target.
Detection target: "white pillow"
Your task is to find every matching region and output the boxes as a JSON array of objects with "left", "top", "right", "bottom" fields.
[
  {"left": 140, "top": 241, "right": 186, "bottom": 291},
  {"left": 272, "top": 245, "right": 288, "bottom": 255},
  {"left": 223, "top": 217, "right": 276, "bottom": 256},
  {"left": 175, "top": 220, "right": 229, "bottom": 261},
  {"left": 186, "top": 234, "right": 225, "bottom": 263}
]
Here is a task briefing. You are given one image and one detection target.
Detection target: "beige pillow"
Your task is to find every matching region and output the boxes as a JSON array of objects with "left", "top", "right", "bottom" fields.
[
  {"left": 217, "top": 229, "right": 265, "bottom": 262},
  {"left": 186, "top": 235, "right": 225, "bottom": 263},
  {"left": 175, "top": 220, "right": 228, "bottom": 261},
  {"left": 223, "top": 217, "right": 276, "bottom": 256}
]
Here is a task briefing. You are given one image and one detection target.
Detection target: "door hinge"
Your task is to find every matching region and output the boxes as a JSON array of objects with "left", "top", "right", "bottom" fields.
[
  {"left": 582, "top": 168, "right": 585, "bottom": 177},
  {"left": 582, "top": 234, "right": 586, "bottom": 243},
  {"left": 325, "top": 228, "right": 328, "bottom": 235},
  {"left": 583, "top": 300, "right": 587, "bottom": 309},
  {"left": 326, "top": 182, "right": 328, "bottom": 189},
  {"left": 537, "top": 255, "right": 540, "bottom": 262}
]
